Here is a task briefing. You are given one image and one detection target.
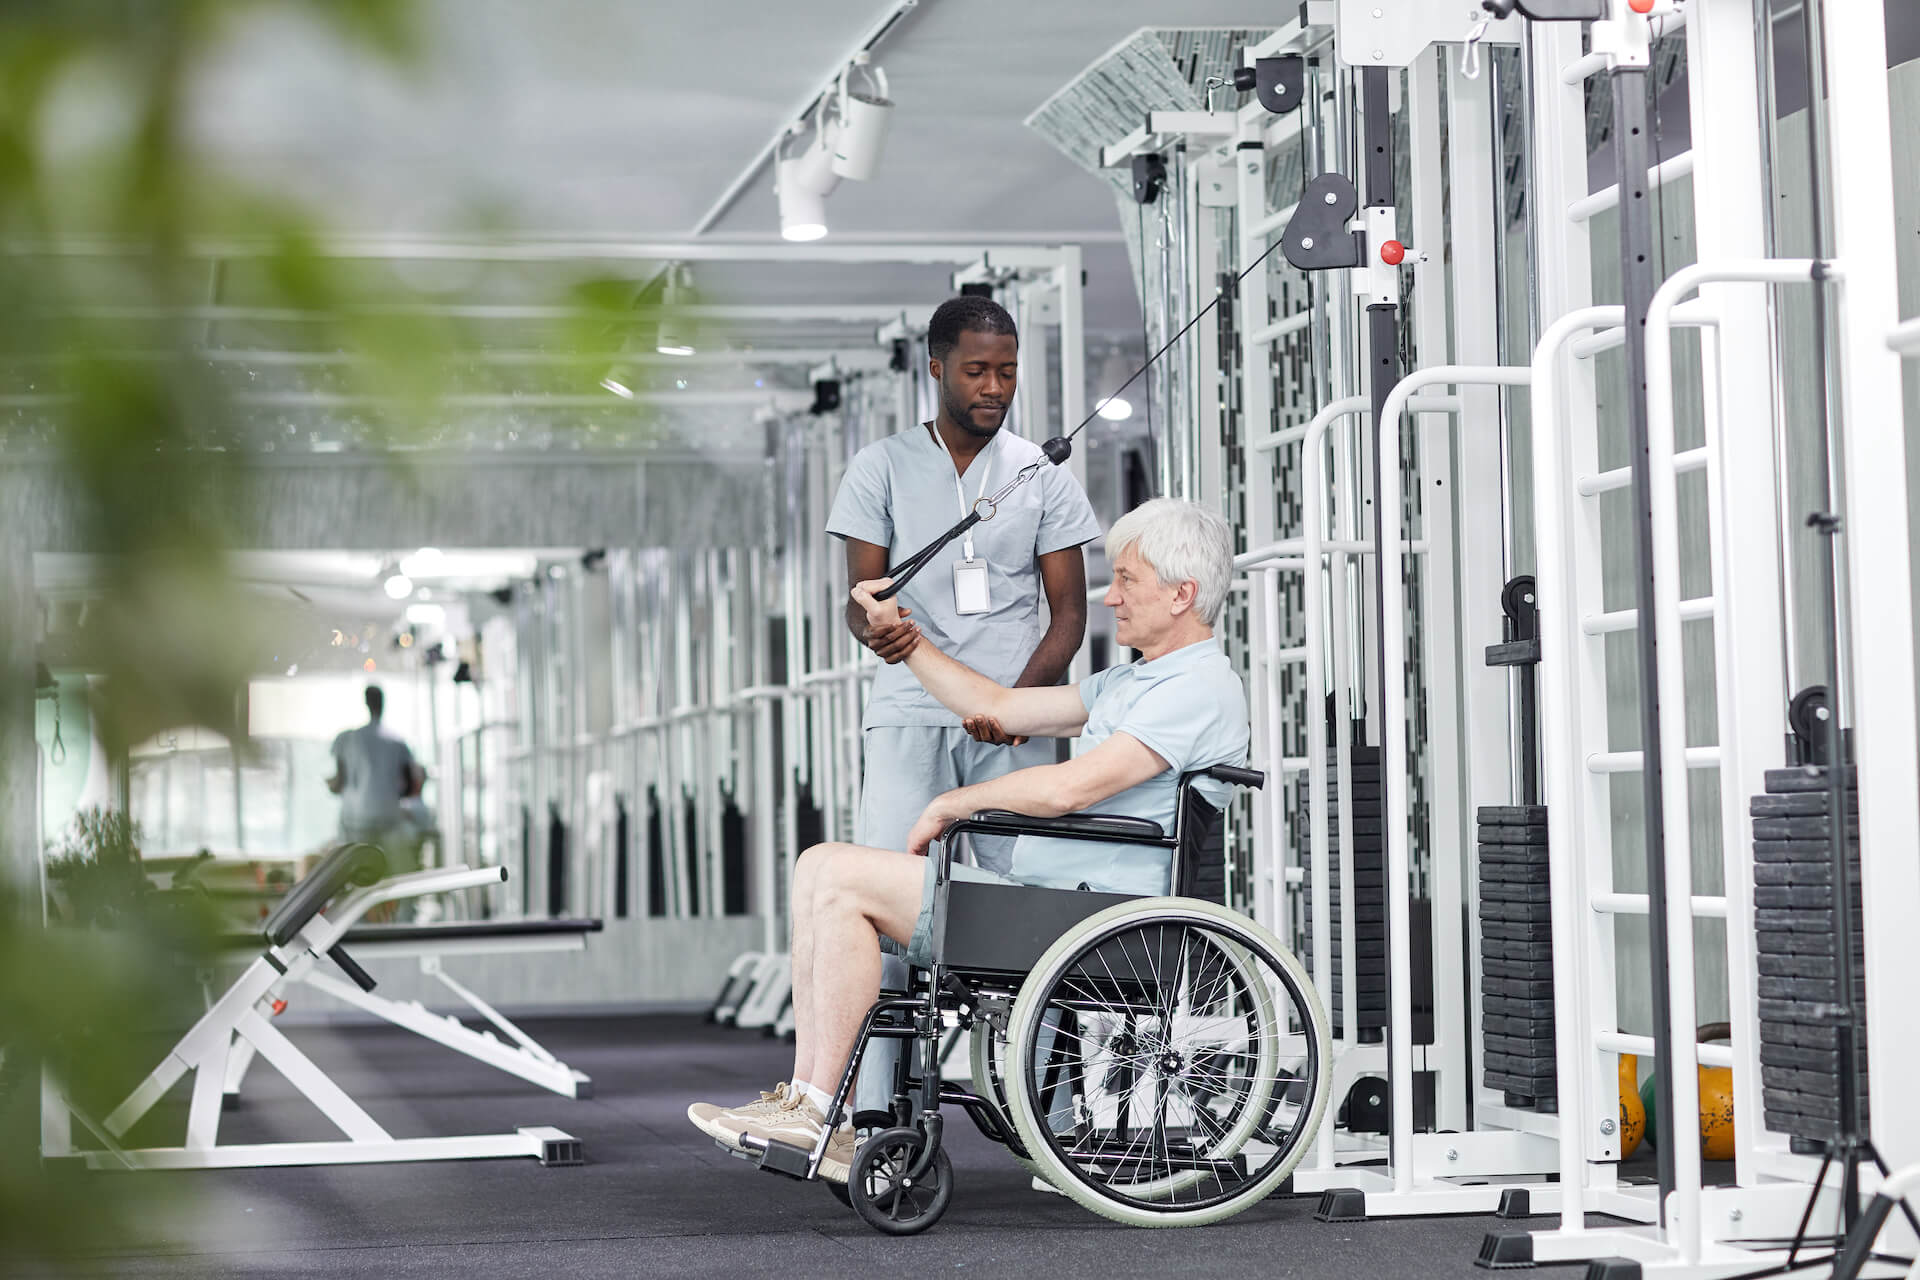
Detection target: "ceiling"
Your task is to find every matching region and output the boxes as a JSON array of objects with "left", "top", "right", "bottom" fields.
[{"left": 180, "top": 0, "right": 1274, "bottom": 336}]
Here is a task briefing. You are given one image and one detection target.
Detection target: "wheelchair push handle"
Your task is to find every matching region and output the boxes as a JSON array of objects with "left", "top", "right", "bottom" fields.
[{"left": 1203, "top": 764, "right": 1265, "bottom": 789}]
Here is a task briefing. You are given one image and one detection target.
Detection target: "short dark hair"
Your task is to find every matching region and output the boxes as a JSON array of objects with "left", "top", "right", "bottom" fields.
[
  {"left": 365, "top": 685, "right": 384, "bottom": 718},
  {"left": 927, "top": 296, "right": 1017, "bottom": 363}
]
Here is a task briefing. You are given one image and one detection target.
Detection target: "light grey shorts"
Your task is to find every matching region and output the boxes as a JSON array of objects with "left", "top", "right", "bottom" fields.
[{"left": 900, "top": 852, "right": 1019, "bottom": 968}]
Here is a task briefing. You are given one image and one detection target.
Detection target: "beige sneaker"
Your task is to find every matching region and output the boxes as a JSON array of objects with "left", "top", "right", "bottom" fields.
[
  {"left": 738, "top": 1098, "right": 858, "bottom": 1184},
  {"left": 687, "top": 1082, "right": 797, "bottom": 1150}
]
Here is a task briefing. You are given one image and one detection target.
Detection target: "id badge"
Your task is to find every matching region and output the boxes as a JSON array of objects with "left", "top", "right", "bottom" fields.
[{"left": 953, "top": 559, "right": 991, "bottom": 615}]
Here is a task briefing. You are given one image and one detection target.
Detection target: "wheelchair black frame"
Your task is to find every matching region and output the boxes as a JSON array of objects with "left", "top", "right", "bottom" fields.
[{"left": 755, "top": 765, "right": 1263, "bottom": 1188}]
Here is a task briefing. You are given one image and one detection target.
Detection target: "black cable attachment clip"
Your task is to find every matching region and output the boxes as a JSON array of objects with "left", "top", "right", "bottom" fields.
[
  {"left": 1282, "top": 173, "right": 1364, "bottom": 272},
  {"left": 1233, "top": 55, "right": 1305, "bottom": 115}
]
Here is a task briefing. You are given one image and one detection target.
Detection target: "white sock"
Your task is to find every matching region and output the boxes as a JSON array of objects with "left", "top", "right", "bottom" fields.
[
  {"left": 789, "top": 1079, "right": 810, "bottom": 1098},
  {"left": 804, "top": 1083, "right": 833, "bottom": 1115}
]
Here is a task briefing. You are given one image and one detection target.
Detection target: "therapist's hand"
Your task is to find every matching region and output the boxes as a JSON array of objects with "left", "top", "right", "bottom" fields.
[
  {"left": 962, "top": 714, "right": 1029, "bottom": 747},
  {"left": 851, "top": 579, "right": 919, "bottom": 663}
]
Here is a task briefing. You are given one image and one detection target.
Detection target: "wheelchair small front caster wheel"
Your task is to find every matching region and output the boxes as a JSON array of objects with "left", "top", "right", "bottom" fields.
[
  {"left": 848, "top": 1126, "right": 953, "bottom": 1235},
  {"left": 826, "top": 1111, "right": 898, "bottom": 1209}
]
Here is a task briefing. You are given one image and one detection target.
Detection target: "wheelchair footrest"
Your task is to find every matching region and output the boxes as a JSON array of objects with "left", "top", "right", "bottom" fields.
[{"left": 755, "top": 1138, "right": 814, "bottom": 1180}]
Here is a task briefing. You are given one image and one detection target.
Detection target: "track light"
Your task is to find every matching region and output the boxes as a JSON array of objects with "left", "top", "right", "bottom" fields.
[
  {"left": 777, "top": 121, "right": 839, "bottom": 242},
  {"left": 656, "top": 262, "right": 696, "bottom": 356},
  {"left": 831, "top": 56, "right": 892, "bottom": 182},
  {"left": 1096, "top": 397, "right": 1135, "bottom": 422},
  {"left": 383, "top": 571, "right": 413, "bottom": 600}
]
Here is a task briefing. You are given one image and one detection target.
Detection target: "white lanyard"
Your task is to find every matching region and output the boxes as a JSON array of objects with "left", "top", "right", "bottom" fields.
[{"left": 929, "top": 425, "right": 997, "bottom": 561}]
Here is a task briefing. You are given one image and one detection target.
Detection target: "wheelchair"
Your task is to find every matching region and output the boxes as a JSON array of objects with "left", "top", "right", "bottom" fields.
[{"left": 741, "top": 765, "right": 1333, "bottom": 1234}]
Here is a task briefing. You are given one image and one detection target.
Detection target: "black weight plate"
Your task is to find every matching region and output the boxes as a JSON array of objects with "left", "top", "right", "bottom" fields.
[
  {"left": 1764, "top": 766, "right": 1856, "bottom": 794},
  {"left": 1483, "top": 976, "right": 1555, "bottom": 999},
  {"left": 1485, "top": 1014, "right": 1556, "bottom": 1038},
  {"left": 1483, "top": 958, "right": 1555, "bottom": 980},
  {"left": 1481, "top": 939, "right": 1555, "bottom": 961},
  {"left": 1759, "top": 999, "right": 1870, "bottom": 1026},
  {"left": 1757, "top": 976, "right": 1866, "bottom": 1003},
  {"left": 1754, "top": 885, "right": 1862, "bottom": 910},
  {"left": 1753, "top": 861, "right": 1853, "bottom": 886},
  {"left": 1479, "top": 862, "right": 1553, "bottom": 884},
  {"left": 1760, "top": 1065, "right": 1868, "bottom": 1096},
  {"left": 1754, "top": 908, "right": 1845, "bottom": 932},
  {"left": 1760, "top": 1042, "right": 1844, "bottom": 1072},
  {"left": 1753, "top": 840, "right": 1860, "bottom": 863},
  {"left": 1757, "top": 931, "right": 1865, "bottom": 957},
  {"left": 1478, "top": 845, "right": 1553, "bottom": 865},
  {"left": 1477, "top": 825, "right": 1548, "bottom": 845},
  {"left": 1484, "top": 1054, "right": 1558, "bottom": 1081},
  {"left": 1482, "top": 881, "right": 1553, "bottom": 903},
  {"left": 1478, "top": 805, "right": 1550, "bottom": 825},
  {"left": 1485, "top": 1033, "right": 1558, "bottom": 1058},
  {"left": 1754, "top": 816, "right": 1855, "bottom": 841},
  {"left": 1760, "top": 1021, "right": 1850, "bottom": 1049},
  {"left": 1484, "top": 921, "right": 1556, "bottom": 942},
  {"left": 1762, "top": 1089, "right": 1857, "bottom": 1121},
  {"left": 1750, "top": 792, "right": 1860, "bottom": 818},
  {"left": 1482, "top": 996, "right": 1558, "bottom": 1019},
  {"left": 1486, "top": 1071, "right": 1557, "bottom": 1095},
  {"left": 1482, "top": 901, "right": 1555, "bottom": 923},
  {"left": 1758, "top": 953, "right": 1848, "bottom": 980}
]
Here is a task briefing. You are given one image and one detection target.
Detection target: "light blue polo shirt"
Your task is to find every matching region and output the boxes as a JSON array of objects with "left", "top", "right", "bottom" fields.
[
  {"left": 827, "top": 425, "right": 1101, "bottom": 729},
  {"left": 1009, "top": 637, "right": 1250, "bottom": 895}
]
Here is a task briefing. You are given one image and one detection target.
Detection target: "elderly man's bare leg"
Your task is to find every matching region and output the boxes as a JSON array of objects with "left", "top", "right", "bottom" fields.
[{"left": 689, "top": 843, "right": 924, "bottom": 1179}]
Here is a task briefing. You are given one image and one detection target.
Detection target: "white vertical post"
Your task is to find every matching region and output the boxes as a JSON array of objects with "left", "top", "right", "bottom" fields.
[
  {"left": 1820, "top": 0, "right": 1920, "bottom": 1183},
  {"left": 1682, "top": 0, "right": 1784, "bottom": 1189}
]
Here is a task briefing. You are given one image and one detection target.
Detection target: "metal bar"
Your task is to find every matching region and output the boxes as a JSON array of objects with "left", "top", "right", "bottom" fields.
[
  {"left": 1580, "top": 595, "right": 1716, "bottom": 636},
  {"left": 1591, "top": 893, "right": 1728, "bottom": 920},
  {"left": 1585, "top": 746, "right": 1721, "bottom": 773},
  {"left": 1566, "top": 298, "right": 1717, "bottom": 358},
  {"left": 1888, "top": 317, "right": 1920, "bottom": 356},
  {"left": 1577, "top": 446, "right": 1706, "bottom": 496},
  {"left": 1567, "top": 151, "right": 1695, "bottom": 224}
]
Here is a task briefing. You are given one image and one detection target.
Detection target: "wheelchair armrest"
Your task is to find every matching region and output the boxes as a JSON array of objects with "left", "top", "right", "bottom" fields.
[{"left": 946, "top": 810, "right": 1169, "bottom": 844}]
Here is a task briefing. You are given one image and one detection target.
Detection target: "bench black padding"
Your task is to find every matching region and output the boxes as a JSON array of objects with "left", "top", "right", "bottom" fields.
[
  {"left": 263, "top": 843, "right": 389, "bottom": 946},
  {"left": 342, "top": 918, "right": 604, "bottom": 945}
]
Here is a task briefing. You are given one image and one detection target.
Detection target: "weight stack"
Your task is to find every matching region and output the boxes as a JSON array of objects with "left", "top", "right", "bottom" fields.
[
  {"left": 1479, "top": 804, "right": 1555, "bottom": 1112},
  {"left": 1295, "top": 742, "right": 1387, "bottom": 1039},
  {"left": 1752, "top": 766, "right": 1870, "bottom": 1146}
]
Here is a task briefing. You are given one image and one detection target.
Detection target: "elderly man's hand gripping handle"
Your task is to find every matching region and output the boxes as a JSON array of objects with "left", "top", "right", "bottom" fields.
[{"left": 851, "top": 578, "right": 919, "bottom": 663}]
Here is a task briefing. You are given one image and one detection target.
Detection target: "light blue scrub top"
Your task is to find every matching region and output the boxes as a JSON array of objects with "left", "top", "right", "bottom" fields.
[
  {"left": 1010, "top": 637, "right": 1251, "bottom": 896},
  {"left": 826, "top": 425, "right": 1101, "bottom": 729}
]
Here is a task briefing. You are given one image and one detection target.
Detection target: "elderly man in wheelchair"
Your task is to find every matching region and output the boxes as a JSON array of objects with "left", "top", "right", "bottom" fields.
[{"left": 687, "top": 498, "right": 1331, "bottom": 1233}]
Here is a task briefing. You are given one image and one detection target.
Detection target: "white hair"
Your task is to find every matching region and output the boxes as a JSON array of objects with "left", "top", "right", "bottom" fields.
[{"left": 1104, "top": 498, "right": 1234, "bottom": 625}]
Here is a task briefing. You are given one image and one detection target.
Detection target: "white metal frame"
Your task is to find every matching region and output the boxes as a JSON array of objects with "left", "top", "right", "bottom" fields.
[{"left": 48, "top": 864, "right": 580, "bottom": 1171}]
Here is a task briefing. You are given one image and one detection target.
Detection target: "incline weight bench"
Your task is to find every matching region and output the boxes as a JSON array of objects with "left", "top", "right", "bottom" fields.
[{"left": 49, "top": 843, "right": 582, "bottom": 1171}]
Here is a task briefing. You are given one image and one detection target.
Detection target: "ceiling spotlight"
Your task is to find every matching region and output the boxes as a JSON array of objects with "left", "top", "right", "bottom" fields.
[
  {"left": 830, "top": 55, "right": 893, "bottom": 182},
  {"left": 1096, "top": 396, "right": 1135, "bottom": 422},
  {"left": 383, "top": 571, "right": 414, "bottom": 600},
  {"left": 656, "top": 262, "right": 696, "bottom": 356},
  {"left": 776, "top": 117, "right": 839, "bottom": 242}
]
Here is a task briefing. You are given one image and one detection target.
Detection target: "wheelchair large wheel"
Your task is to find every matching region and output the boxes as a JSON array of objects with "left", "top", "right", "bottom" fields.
[{"left": 1002, "top": 897, "right": 1331, "bottom": 1228}]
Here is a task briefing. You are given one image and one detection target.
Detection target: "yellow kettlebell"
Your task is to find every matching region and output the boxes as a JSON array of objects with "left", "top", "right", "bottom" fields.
[
  {"left": 1636, "top": 1024, "right": 1736, "bottom": 1161},
  {"left": 1618, "top": 1052, "right": 1646, "bottom": 1158}
]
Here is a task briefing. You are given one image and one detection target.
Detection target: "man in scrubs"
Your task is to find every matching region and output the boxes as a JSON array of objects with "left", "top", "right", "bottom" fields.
[{"left": 824, "top": 294, "right": 1100, "bottom": 1113}]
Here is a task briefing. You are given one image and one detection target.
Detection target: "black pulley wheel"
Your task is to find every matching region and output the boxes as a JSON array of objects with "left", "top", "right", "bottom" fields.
[
  {"left": 1501, "top": 575, "right": 1537, "bottom": 623},
  {"left": 1788, "top": 685, "right": 1831, "bottom": 748},
  {"left": 825, "top": 1110, "right": 897, "bottom": 1208},
  {"left": 848, "top": 1127, "right": 953, "bottom": 1235}
]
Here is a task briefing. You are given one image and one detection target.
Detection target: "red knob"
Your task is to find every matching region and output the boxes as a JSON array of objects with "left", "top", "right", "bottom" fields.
[
  {"left": 271, "top": 999, "right": 287, "bottom": 1016},
  {"left": 1379, "top": 240, "right": 1406, "bottom": 266},
  {"left": 1628, "top": 0, "right": 1654, "bottom": 11}
]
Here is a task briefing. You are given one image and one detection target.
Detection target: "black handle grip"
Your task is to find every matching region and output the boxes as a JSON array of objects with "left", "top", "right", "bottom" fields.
[
  {"left": 328, "top": 944, "right": 378, "bottom": 993},
  {"left": 1206, "top": 764, "right": 1266, "bottom": 789}
]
